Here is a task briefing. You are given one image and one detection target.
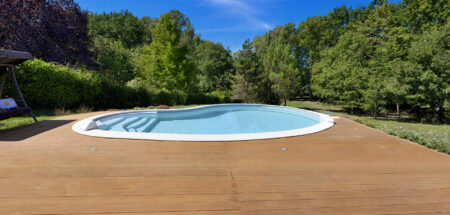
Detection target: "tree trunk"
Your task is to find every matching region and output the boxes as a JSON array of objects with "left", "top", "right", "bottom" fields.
[
  {"left": 244, "top": 80, "right": 248, "bottom": 103},
  {"left": 284, "top": 99, "right": 287, "bottom": 106},
  {"left": 396, "top": 103, "right": 400, "bottom": 119},
  {"left": 436, "top": 101, "right": 443, "bottom": 123},
  {"left": 351, "top": 107, "right": 354, "bottom": 115},
  {"left": 308, "top": 85, "right": 312, "bottom": 98}
]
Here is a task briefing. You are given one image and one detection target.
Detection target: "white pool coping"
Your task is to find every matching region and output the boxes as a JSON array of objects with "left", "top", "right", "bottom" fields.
[{"left": 72, "top": 104, "right": 335, "bottom": 141}]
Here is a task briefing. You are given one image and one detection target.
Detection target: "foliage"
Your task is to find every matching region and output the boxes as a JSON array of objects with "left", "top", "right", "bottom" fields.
[
  {"left": 136, "top": 10, "right": 196, "bottom": 91},
  {"left": 3, "top": 60, "right": 228, "bottom": 110},
  {"left": 194, "top": 41, "right": 234, "bottom": 92},
  {"left": 406, "top": 22, "right": 450, "bottom": 121},
  {"left": 0, "top": 0, "right": 93, "bottom": 66},
  {"left": 352, "top": 117, "right": 450, "bottom": 154},
  {"left": 233, "top": 39, "right": 260, "bottom": 103},
  {"left": 263, "top": 39, "right": 299, "bottom": 106},
  {"left": 88, "top": 10, "right": 153, "bottom": 48},
  {"left": 287, "top": 100, "right": 449, "bottom": 154},
  {"left": 1, "top": 0, "right": 448, "bottom": 122},
  {"left": 306, "top": 0, "right": 449, "bottom": 121},
  {"left": 93, "top": 36, "right": 135, "bottom": 84}
]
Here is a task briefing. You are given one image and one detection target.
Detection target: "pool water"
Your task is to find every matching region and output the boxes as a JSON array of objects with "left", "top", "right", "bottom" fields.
[
  {"left": 73, "top": 104, "right": 334, "bottom": 141},
  {"left": 96, "top": 107, "right": 319, "bottom": 135}
]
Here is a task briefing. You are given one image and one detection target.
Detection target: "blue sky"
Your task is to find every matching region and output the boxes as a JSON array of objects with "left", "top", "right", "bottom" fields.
[{"left": 77, "top": 0, "right": 399, "bottom": 52}]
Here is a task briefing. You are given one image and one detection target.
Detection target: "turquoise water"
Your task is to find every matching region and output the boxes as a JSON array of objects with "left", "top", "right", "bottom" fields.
[{"left": 96, "top": 105, "right": 320, "bottom": 135}]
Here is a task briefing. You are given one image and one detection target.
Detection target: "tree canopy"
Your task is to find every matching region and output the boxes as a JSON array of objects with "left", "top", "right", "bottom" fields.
[
  {"left": 0, "top": 0, "right": 92, "bottom": 65},
  {"left": 1, "top": 0, "right": 448, "bottom": 121}
]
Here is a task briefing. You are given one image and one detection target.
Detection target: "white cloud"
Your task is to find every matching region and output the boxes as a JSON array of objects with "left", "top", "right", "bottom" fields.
[{"left": 201, "top": 0, "right": 273, "bottom": 32}]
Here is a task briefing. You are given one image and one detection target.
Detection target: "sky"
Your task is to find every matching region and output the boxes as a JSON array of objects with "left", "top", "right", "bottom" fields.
[{"left": 76, "top": 0, "right": 400, "bottom": 52}]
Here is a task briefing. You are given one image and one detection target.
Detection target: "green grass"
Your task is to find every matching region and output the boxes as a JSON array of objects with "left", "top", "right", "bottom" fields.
[
  {"left": 287, "top": 100, "right": 450, "bottom": 154},
  {"left": 0, "top": 106, "right": 94, "bottom": 131},
  {"left": 286, "top": 100, "right": 343, "bottom": 112},
  {"left": 352, "top": 117, "right": 449, "bottom": 154},
  {"left": 0, "top": 110, "right": 54, "bottom": 131}
]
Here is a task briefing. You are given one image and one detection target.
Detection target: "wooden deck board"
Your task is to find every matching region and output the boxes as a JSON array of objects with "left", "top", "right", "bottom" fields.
[{"left": 0, "top": 111, "right": 449, "bottom": 214}]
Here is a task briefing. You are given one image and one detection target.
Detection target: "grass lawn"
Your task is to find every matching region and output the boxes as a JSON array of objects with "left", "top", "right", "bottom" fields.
[
  {"left": 287, "top": 100, "right": 449, "bottom": 154},
  {"left": 0, "top": 110, "right": 54, "bottom": 131}
]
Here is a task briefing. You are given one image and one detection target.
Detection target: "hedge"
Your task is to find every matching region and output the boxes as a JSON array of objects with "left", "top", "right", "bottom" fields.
[{"left": 3, "top": 59, "right": 232, "bottom": 109}]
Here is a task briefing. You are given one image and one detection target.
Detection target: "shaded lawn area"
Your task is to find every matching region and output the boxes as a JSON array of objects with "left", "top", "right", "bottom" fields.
[{"left": 287, "top": 100, "right": 450, "bottom": 154}]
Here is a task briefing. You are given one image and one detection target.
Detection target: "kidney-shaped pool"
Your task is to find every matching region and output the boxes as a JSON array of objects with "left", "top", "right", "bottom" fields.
[{"left": 72, "top": 104, "right": 334, "bottom": 141}]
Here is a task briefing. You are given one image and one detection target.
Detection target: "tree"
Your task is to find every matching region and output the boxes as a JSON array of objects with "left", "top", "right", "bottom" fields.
[
  {"left": 233, "top": 39, "right": 259, "bottom": 102},
  {"left": 136, "top": 10, "right": 196, "bottom": 91},
  {"left": 93, "top": 36, "right": 134, "bottom": 84},
  {"left": 88, "top": 10, "right": 152, "bottom": 49},
  {"left": 296, "top": 6, "right": 353, "bottom": 97},
  {"left": 263, "top": 39, "right": 299, "bottom": 106},
  {"left": 194, "top": 40, "right": 234, "bottom": 92},
  {"left": 311, "top": 30, "right": 371, "bottom": 114},
  {"left": 0, "top": 0, "right": 93, "bottom": 66},
  {"left": 407, "top": 22, "right": 449, "bottom": 121},
  {"left": 400, "top": 0, "right": 449, "bottom": 33},
  {"left": 385, "top": 60, "right": 414, "bottom": 118}
]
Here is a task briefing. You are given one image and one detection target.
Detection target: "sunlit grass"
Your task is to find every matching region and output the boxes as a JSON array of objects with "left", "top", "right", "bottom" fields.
[
  {"left": 286, "top": 100, "right": 343, "bottom": 112},
  {"left": 0, "top": 106, "right": 94, "bottom": 131},
  {"left": 0, "top": 110, "right": 53, "bottom": 131},
  {"left": 287, "top": 100, "right": 449, "bottom": 154}
]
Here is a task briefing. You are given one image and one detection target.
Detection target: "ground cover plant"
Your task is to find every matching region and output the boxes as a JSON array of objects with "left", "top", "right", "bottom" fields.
[{"left": 287, "top": 100, "right": 449, "bottom": 155}]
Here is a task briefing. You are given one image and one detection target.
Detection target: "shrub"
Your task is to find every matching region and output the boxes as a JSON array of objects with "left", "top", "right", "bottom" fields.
[
  {"left": 352, "top": 117, "right": 449, "bottom": 154},
  {"left": 382, "top": 125, "right": 449, "bottom": 154},
  {"left": 4, "top": 59, "right": 229, "bottom": 110}
]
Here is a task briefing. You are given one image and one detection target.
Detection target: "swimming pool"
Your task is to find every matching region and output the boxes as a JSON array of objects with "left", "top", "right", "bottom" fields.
[{"left": 72, "top": 104, "right": 334, "bottom": 141}]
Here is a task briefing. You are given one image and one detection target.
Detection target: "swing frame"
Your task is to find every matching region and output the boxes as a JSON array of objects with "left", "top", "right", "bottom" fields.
[{"left": 0, "top": 50, "right": 37, "bottom": 122}]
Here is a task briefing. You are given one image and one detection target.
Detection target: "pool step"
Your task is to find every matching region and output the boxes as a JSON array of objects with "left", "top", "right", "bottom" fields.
[
  {"left": 127, "top": 117, "right": 152, "bottom": 132},
  {"left": 97, "top": 117, "right": 126, "bottom": 130},
  {"left": 142, "top": 119, "right": 159, "bottom": 133},
  {"left": 121, "top": 117, "right": 144, "bottom": 131}
]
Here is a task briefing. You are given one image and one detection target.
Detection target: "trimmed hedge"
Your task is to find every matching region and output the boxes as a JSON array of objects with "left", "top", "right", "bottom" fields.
[{"left": 3, "top": 60, "right": 232, "bottom": 109}]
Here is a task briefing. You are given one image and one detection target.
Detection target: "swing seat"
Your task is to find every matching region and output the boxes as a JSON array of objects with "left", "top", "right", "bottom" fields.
[
  {"left": 0, "top": 107, "right": 32, "bottom": 120},
  {"left": 0, "top": 50, "right": 37, "bottom": 122}
]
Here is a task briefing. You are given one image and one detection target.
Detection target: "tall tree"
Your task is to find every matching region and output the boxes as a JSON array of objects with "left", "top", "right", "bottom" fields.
[
  {"left": 93, "top": 36, "right": 134, "bottom": 84},
  {"left": 311, "top": 30, "right": 371, "bottom": 114},
  {"left": 88, "top": 10, "right": 152, "bottom": 49},
  {"left": 233, "top": 39, "right": 259, "bottom": 102},
  {"left": 194, "top": 41, "right": 234, "bottom": 92},
  {"left": 0, "top": 0, "right": 93, "bottom": 66},
  {"left": 407, "top": 22, "right": 449, "bottom": 121},
  {"left": 400, "top": 0, "right": 449, "bottom": 33},
  {"left": 136, "top": 10, "right": 195, "bottom": 91},
  {"left": 263, "top": 39, "right": 299, "bottom": 106}
]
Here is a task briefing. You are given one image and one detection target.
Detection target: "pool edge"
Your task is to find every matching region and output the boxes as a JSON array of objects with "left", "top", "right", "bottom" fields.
[{"left": 72, "top": 104, "right": 335, "bottom": 141}]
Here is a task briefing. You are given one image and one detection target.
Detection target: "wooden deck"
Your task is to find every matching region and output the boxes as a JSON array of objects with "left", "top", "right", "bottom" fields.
[{"left": 0, "top": 111, "right": 449, "bottom": 214}]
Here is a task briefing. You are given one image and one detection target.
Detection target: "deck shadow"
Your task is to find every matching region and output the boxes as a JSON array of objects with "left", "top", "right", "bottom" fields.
[{"left": 0, "top": 120, "right": 74, "bottom": 141}]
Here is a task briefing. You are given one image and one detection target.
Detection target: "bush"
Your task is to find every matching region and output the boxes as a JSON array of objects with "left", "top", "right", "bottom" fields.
[
  {"left": 383, "top": 125, "right": 449, "bottom": 154},
  {"left": 352, "top": 117, "right": 449, "bottom": 154},
  {"left": 3, "top": 59, "right": 229, "bottom": 110}
]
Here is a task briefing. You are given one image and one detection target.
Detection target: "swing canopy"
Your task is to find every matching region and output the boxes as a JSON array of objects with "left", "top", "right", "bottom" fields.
[
  {"left": 0, "top": 50, "right": 36, "bottom": 122},
  {"left": 0, "top": 50, "right": 32, "bottom": 65}
]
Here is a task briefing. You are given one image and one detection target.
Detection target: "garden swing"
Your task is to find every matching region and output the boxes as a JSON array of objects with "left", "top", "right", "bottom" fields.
[{"left": 0, "top": 50, "right": 37, "bottom": 122}]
